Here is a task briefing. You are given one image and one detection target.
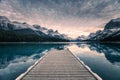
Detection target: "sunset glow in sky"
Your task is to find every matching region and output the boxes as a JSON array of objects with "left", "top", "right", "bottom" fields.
[{"left": 1, "top": 0, "right": 120, "bottom": 38}]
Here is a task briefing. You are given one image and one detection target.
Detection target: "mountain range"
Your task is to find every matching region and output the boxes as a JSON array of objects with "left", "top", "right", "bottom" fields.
[
  {"left": 1, "top": 16, "right": 120, "bottom": 42},
  {"left": 86, "top": 18, "right": 120, "bottom": 42},
  {"left": 0, "top": 16, "right": 69, "bottom": 42}
]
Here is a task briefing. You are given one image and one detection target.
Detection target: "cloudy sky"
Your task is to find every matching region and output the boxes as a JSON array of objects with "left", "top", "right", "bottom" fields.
[{"left": 0, "top": 0, "right": 120, "bottom": 38}]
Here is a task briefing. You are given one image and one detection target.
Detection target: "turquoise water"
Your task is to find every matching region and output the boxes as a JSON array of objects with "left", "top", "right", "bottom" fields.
[{"left": 0, "top": 42, "right": 120, "bottom": 80}]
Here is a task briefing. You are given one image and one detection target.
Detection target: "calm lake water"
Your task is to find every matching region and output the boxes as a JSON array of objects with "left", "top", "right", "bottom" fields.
[{"left": 0, "top": 42, "right": 120, "bottom": 80}]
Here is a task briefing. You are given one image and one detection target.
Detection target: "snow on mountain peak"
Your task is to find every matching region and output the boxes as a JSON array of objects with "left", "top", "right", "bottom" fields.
[
  {"left": 104, "top": 18, "right": 120, "bottom": 30},
  {"left": 0, "top": 16, "right": 9, "bottom": 20},
  {"left": 112, "top": 18, "right": 120, "bottom": 22},
  {"left": 33, "top": 25, "right": 41, "bottom": 29},
  {"left": 0, "top": 16, "right": 10, "bottom": 22},
  {"left": 12, "top": 21, "right": 31, "bottom": 30}
]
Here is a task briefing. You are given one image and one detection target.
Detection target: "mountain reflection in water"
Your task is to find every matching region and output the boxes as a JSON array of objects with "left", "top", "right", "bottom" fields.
[
  {"left": 87, "top": 43, "right": 120, "bottom": 64},
  {"left": 0, "top": 42, "right": 120, "bottom": 80},
  {"left": 0, "top": 43, "right": 68, "bottom": 80},
  {"left": 70, "top": 43, "right": 120, "bottom": 80}
]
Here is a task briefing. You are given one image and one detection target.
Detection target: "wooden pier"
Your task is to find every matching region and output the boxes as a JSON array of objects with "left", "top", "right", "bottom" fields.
[{"left": 17, "top": 49, "right": 101, "bottom": 80}]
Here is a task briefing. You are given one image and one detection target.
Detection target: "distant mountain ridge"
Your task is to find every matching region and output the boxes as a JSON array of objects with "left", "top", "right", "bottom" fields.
[
  {"left": 104, "top": 18, "right": 120, "bottom": 30},
  {"left": 0, "top": 16, "right": 69, "bottom": 42},
  {"left": 87, "top": 18, "right": 120, "bottom": 42},
  {"left": 76, "top": 35, "right": 87, "bottom": 41}
]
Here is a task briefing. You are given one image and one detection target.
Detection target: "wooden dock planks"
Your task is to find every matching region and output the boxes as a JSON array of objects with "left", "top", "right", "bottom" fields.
[{"left": 18, "top": 49, "right": 101, "bottom": 80}]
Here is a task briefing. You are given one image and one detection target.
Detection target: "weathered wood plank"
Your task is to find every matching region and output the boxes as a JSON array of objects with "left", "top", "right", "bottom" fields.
[
  {"left": 18, "top": 49, "right": 101, "bottom": 80},
  {"left": 22, "top": 76, "right": 96, "bottom": 80}
]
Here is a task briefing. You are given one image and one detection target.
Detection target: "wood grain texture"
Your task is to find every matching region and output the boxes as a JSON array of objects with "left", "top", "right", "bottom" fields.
[{"left": 20, "top": 49, "right": 99, "bottom": 80}]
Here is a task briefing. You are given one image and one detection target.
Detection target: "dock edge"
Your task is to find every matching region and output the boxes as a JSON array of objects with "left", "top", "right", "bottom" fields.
[
  {"left": 16, "top": 50, "right": 49, "bottom": 80},
  {"left": 67, "top": 48, "right": 102, "bottom": 80}
]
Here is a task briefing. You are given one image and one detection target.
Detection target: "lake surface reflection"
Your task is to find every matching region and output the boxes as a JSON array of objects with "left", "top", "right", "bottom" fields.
[
  {"left": 0, "top": 42, "right": 120, "bottom": 80},
  {"left": 69, "top": 43, "right": 120, "bottom": 80}
]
